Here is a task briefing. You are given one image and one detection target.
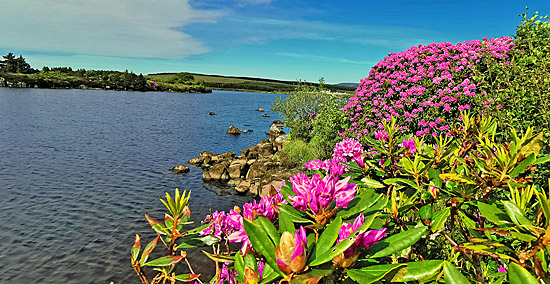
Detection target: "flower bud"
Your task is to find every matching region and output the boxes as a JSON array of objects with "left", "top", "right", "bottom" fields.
[{"left": 276, "top": 227, "right": 307, "bottom": 274}]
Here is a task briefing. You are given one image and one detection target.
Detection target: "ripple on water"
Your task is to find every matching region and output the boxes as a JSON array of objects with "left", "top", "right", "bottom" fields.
[{"left": 0, "top": 88, "right": 280, "bottom": 283}]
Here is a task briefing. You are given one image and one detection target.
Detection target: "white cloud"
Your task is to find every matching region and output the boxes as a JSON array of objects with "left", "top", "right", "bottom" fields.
[{"left": 0, "top": 0, "right": 224, "bottom": 59}]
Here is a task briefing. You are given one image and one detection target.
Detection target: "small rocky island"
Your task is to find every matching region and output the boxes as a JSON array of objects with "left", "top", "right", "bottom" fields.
[{"left": 180, "top": 121, "right": 301, "bottom": 196}]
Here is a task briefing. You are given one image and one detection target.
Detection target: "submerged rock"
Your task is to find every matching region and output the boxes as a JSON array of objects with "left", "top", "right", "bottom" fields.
[{"left": 171, "top": 164, "right": 190, "bottom": 173}]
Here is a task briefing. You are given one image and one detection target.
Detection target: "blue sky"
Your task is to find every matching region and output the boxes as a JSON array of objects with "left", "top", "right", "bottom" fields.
[{"left": 1, "top": 0, "right": 549, "bottom": 84}]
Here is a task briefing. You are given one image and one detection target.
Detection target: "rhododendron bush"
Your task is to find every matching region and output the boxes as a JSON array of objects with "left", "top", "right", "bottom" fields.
[
  {"left": 130, "top": 112, "right": 550, "bottom": 283},
  {"left": 343, "top": 37, "right": 514, "bottom": 140}
]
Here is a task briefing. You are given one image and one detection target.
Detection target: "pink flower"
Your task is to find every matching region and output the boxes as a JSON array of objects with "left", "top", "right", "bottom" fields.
[{"left": 333, "top": 214, "right": 387, "bottom": 268}]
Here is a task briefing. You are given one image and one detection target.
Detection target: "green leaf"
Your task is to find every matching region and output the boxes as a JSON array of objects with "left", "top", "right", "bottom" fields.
[
  {"left": 369, "top": 226, "right": 427, "bottom": 258},
  {"left": 477, "top": 201, "right": 512, "bottom": 226},
  {"left": 173, "top": 273, "right": 201, "bottom": 282},
  {"left": 185, "top": 223, "right": 211, "bottom": 235},
  {"left": 244, "top": 253, "right": 258, "bottom": 271},
  {"left": 291, "top": 269, "right": 333, "bottom": 284},
  {"left": 144, "top": 255, "right": 184, "bottom": 266},
  {"left": 508, "top": 262, "right": 539, "bottom": 284},
  {"left": 202, "top": 250, "right": 235, "bottom": 263},
  {"left": 139, "top": 234, "right": 160, "bottom": 265},
  {"left": 309, "top": 213, "right": 378, "bottom": 266},
  {"left": 443, "top": 262, "right": 469, "bottom": 284},
  {"left": 259, "top": 262, "right": 279, "bottom": 284},
  {"left": 278, "top": 203, "right": 313, "bottom": 223},
  {"left": 312, "top": 216, "right": 342, "bottom": 261},
  {"left": 384, "top": 178, "right": 422, "bottom": 191},
  {"left": 360, "top": 177, "right": 385, "bottom": 189},
  {"left": 397, "top": 260, "right": 444, "bottom": 282},
  {"left": 347, "top": 264, "right": 407, "bottom": 284},
  {"left": 428, "top": 168, "right": 443, "bottom": 188},
  {"left": 534, "top": 155, "right": 550, "bottom": 165},
  {"left": 280, "top": 184, "right": 295, "bottom": 202},
  {"left": 243, "top": 219, "right": 284, "bottom": 276},
  {"left": 254, "top": 216, "right": 280, "bottom": 245},
  {"left": 176, "top": 235, "right": 219, "bottom": 248},
  {"left": 418, "top": 205, "right": 433, "bottom": 221},
  {"left": 278, "top": 210, "right": 295, "bottom": 234},
  {"left": 337, "top": 191, "right": 383, "bottom": 219},
  {"left": 502, "top": 201, "right": 534, "bottom": 230},
  {"left": 131, "top": 234, "right": 141, "bottom": 262},
  {"left": 509, "top": 153, "right": 536, "bottom": 178},
  {"left": 439, "top": 173, "right": 477, "bottom": 185},
  {"left": 431, "top": 208, "right": 450, "bottom": 233},
  {"left": 234, "top": 252, "right": 245, "bottom": 283}
]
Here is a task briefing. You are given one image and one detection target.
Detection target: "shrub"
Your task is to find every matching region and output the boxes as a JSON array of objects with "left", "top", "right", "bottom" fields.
[
  {"left": 276, "top": 138, "right": 322, "bottom": 166},
  {"left": 132, "top": 113, "right": 550, "bottom": 283},
  {"left": 343, "top": 37, "right": 514, "bottom": 141}
]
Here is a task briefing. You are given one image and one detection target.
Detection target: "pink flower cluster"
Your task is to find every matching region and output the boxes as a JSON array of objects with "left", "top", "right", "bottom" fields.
[
  {"left": 199, "top": 192, "right": 286, "bottom": 253},
  {"left": 338, "top": 214, "right": 387, "bottom": 259},
  {"left": 343, "top": 37, "right": 514, "bottom": 139},
  {"left": 303, "top": 138, "right": 364, "bottom": 175},
  {"left": 288, "top": 173, "right": 357, "bottom": 212}
]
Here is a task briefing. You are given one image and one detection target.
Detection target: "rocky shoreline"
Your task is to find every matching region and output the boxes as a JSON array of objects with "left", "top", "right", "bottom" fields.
[{"left": 172, "top": 121, "right": 302, "bottom": 197}]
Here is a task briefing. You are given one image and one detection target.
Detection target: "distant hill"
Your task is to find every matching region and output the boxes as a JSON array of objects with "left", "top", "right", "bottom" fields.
[
  {"left": 336, "top": 83, "right": 359, "bottom": 89},
  {"left": 147, "top": 72, "right": 356, "bottom": 94}
]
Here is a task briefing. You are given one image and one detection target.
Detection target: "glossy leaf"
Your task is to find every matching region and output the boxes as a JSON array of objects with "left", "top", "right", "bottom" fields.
[
  {"left": 278, "top": 210, "right": 295, "bottom": 234},
  {"left": 509, "top": 153, "right": 536, "bottom": 178},
  {"left": 309, "top": 213, "right": 378, "bottom": 266},
  {"left": 337, "top": 191, "right": 382, "bottom": 219},
  {"left": 369, "top": 226, "right": 427, "bottom": 258},
  {"left": 347, "top": 264, "right": 407, "bottom": 284},
  {"left": 243, "top": 219, "right": 283, "bottom": 276},
  {"left": 431, "top": 208, "right": 450, "bottom": 233},
  {"left": 234, "top": 252, "right": 245, "bottom": 283},
  {"left": 312, "top": 216, "right": 342, "bottom": 261},
  {"left": 291, "top": 269, "right": 333, "bottom": 284},
  {"left": 278, "top": 203, "right": 312, "bottom": 223},
  {"left": 139, "top": 234, "right": 160, "bottom": 265},
  {"left": 174, "top": 273, "right": 201, "bottom": 282},
  {"left": 254, "top": 216, "right": 280, "bottom": 245},
  {"left": 144, "top": 255, "right": 184, "bottom": 266},
  {"left": 360, "top": 177, "right": 385, "bottom": 188},
  {"left": 131, "top": 234, "right": 141, "bottom": 262},
  {"left": 185, "top": 222, "right": 211, "bottom": 235},
  {"left": 384, "top": 178, "right": 422, "bottom": 191},
  {"left": 397, "top": 260, "right": 443, "bottom": 282},
  {"left": 502, "top": 201, "right": 534, "bottom": 230},
  {"left": 443, "top": 262, "right": 469, "bottom": 284},
  {"left": 477, "top": 201, "right": 512, "bottom": 226},
  {"left": 534, "top": 155, "right": 550, "bottom": 165},
  {"left": 202, "top": 250, "right": 235, "bottom": 263},
  {"left": 439, "top": 173, "right": 476, "bottom": 185},
  {"left": 508, "top": 262, "right": 539, "bottom": 284}
]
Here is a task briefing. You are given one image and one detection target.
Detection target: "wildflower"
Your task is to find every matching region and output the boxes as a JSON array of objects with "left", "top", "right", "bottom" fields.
[
  {"left": 333, "top": 214, "right": 386, "bottom": 268},
  {"left": 276, "top": 226, "right": 308, "bottom": 274}
]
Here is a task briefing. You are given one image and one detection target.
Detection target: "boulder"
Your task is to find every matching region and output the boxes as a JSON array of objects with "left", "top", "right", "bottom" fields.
[
  {"left": 208, "top": 162, "right": 230, "bottom": 180},
  {"left": 244, "top": 124, "right": 251, "bottom": 126},
  {"left": 247, "top": 129, "right": 253, "bottom": 133},
  {"left": 228, "top": 159, "right": 247, "bottom": 179},
  {"left": 209, "top": 112, "right": 217, "bottom": 115},
  {"left": 188, "top": 156, "right": 205, "bottom": 166},
  {"left": 262, "top": 114, "right": 270, "bottom": 117},
  {"left": 274, "top": 134, "right": 289, "bottom": 152},
  {"left": 243, "top": 130, "right": 248, "bottom": 133},
  {"left": 200, "top": 151, "right": 214, "bottom": 157},
  {"left": 256, "top": 108, "right": 265, "bottom": 112},
  {"left": 235, "top": 180, "right": 251, "bottom": 193},
  {"left": 170, "top": 164, "right": 190, "bottom": 173},
  {"left": 227, "top": 125, "right": 242, "bottom": 135}
]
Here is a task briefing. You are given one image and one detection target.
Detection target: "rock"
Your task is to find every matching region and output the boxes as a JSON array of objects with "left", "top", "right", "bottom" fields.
[
  {"left": 236, "top": 180, "right": 251, "bottom": 193},
  {"left": 249, "top": 182, "right": 260, "bottom": 195},
  {"left": 202, "top": 171, "right": 212, "bottom": 181},
  {"left": 228, "top": 159, "right": 247, "bottom": 179},
  {"left": 243, "top": 130, "right": 248, "bottom": 133},
  {"left": 188, "top": 156, "right": 205, "bottom": 166},
  {"left": 274, "top": 134, "right": 289, "bottom": 152},
  {"left": 256, "top": 108, "right": 265, "bottom": 112},
  {"left": 208, "top": 162, "right": 230, "bottom": 180},
  {"left": 244, "top": 124, "right": 251, "bottom": 126},
  {"left": 227, "top": 125, "right": 242, "bottom": 135},
  {"left": 247, "top": 129, "right": 253, "bottom": 132},
  {"left": 171, "top": 164, "right": 190, "bottom": 173},
  {"left": 209, "top": 112, "right": 217, "bottom": 115},
  {"left": 261, "top": 181, "right": 285, "bottom": 197},
  {"left": 262, "top": 114, "right": 270, "bottom": 117},
  {"left": 200, "top": 151, "right": 214, "bottom": 157}
]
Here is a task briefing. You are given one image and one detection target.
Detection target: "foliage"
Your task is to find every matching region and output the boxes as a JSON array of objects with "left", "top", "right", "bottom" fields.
[
  {"left": 276, "top": 138, "right": 323, "bottom": 167},
  {"left": 474, "top": 10, "right": 550, "bottom": 188},
  {"left": 0, "top": 52, "right": 34, "bottom": 74},
  {"left": 342, "top": 37, "right": 514, "bottom": 142},
  {"left": 133, "top": 111, "right": 550, "bottom": 283}
]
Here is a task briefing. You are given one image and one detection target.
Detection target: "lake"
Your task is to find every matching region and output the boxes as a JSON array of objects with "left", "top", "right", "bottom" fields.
[{"left": 0, "top": 88, "right": 285, "bottom": 283}]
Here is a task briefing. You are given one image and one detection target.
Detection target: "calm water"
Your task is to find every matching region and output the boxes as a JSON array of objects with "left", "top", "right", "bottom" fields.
[{"left": 0, "top": 88, "right": 284, "bottom": 283}]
